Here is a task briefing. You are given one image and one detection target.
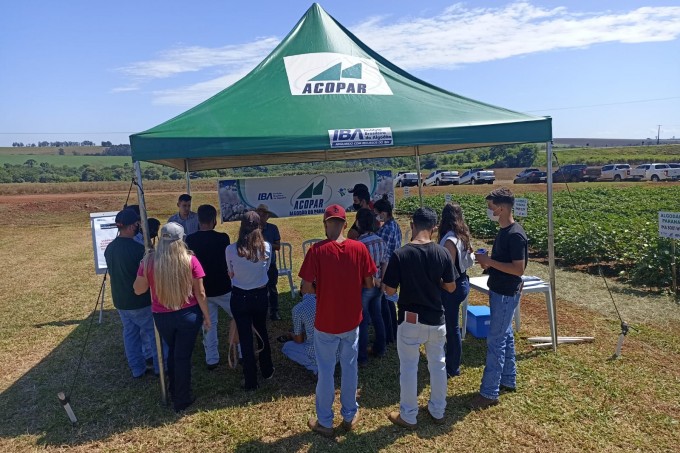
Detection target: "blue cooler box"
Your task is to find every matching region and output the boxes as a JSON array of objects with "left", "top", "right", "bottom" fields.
[{"left": 467, "top": 305, "right": 491, "bottom": 338}]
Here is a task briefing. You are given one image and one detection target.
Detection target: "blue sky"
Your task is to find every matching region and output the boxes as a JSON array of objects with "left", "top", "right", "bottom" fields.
[{"left": 1, "top": 0, "right": 679, "bottom": 146}]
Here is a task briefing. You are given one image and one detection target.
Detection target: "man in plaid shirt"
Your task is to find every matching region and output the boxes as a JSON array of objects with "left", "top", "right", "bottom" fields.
[
  {"left": 356, "top": 208, "right": 388, "bottom": 364},
  {"left": 281, "top": 293, "right": 320, "bottom": 375},
  {"left": 374, "top": 196, "right": 402, "bottom": 344}
]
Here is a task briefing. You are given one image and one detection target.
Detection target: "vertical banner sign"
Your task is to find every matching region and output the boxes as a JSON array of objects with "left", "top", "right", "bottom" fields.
[
  {"left": 218, "top": 171, "right": 393, "bottom": 221},
  {"left": 659, "top": 211, "right": 680, "bottom": 239},
  {"left": 90, "top": 211, "right": 118, "bottom": 274},
  {"left": 514, "top": 198, "right": 528, "bottom": 217},
  {"left": 445, "top": 193, "right": 452, "bottom": 204},
  {"left": 403, "top": 186, "right": 410, "bottom": 198}
]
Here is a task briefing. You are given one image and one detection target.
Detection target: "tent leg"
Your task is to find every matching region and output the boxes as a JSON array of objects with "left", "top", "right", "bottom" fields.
[
  {"left": 185, "top": 159, "right": 191, "bottom": 195},
  {"left": 546, "top": 141, "right": 558, "bottom": 352},
  {"left": 134, "top": 161, "right": 168, "bottom": 404},
  {"left": 415, "top": 146, "right": 423, "bottom": 207}
]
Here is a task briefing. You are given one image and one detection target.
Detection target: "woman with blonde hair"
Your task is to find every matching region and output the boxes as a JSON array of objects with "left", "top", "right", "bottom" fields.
[
  {"left": 226, "top": 211, "right": 274, "bottom": 390},
  {"left": 438, "top": 203, "right": 475, "bottom": 378},
  {"left": 134, "top": 222, "right": 210, "bottom": 412}
]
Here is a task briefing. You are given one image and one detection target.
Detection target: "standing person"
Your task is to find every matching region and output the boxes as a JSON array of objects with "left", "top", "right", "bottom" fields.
[
  {"left": 347, "top": 184, "right": 375, "bottom": 240},
  {"left": 225, "top": 211, "right": 275, "bottom": 391},
  {"left": 469, "top": 187, "right": 528, "bottom": 410},
  {"left": 104, "top": 208, "right": 159, "bottom": 378},
  {"left": 133, "top": 222, "right": 211, "bottom": 413},
  {"left": 185, "top": 204, "right": 233, "bottom": 371},
  {"left": 255, "top": 204, "right": 282, "bottom": 321},
  {"left": 299, "top": 204, "right": 376, "bottom": 437},
  {"left": 438, "top": 203, "right": 475, "bottom": 378},
  {"left": 382, "top": 207, "right": 456, "bottom": 428},
  {"left": 355, "top": 208, "right": 388, "bottom": 365},
  {"left": 168, "top": 194, "right": 199, "bottom": 236},
  {"left": 374, "top": 195, "right": 402, "bottom": 344}
]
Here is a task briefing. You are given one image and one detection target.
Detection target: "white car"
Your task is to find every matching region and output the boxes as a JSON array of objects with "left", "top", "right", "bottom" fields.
[
  {"left": 599, "top": 164, "right": 639, "bottom": 182},
  {"left": 459, "top": 168, "right": 495, "bottom": 185},
  {"left": 393, "top": 172, "right": 420, "bottom": 187},
  {"left": 424, "top": 170, "right": 460, "bottom": 186},
  {"left": 629, "top": 163, "right": 680, "bottom": 182}
]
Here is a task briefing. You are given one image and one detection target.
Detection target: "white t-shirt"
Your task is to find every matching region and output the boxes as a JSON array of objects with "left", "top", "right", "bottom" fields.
[
  {"left": 225, "top": 242, "right": 272, "bottom": 290},
  {"left": 439, "top": 231, "right": 474, "bottom": 275}
]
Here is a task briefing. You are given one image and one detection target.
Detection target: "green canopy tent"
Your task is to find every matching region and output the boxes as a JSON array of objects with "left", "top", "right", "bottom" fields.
[{"left": 130, "top": 3, "right": 559, "bottom": 401}]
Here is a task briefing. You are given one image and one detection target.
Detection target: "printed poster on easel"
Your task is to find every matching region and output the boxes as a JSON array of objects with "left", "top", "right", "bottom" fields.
[{"left": 90, "top": 211, "right": 118, "bottom": 274}]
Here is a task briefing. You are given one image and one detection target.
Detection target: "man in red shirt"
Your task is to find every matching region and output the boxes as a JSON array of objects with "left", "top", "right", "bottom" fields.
[{"left": 299, "top": 204, "right": 376, "bottom": 437}]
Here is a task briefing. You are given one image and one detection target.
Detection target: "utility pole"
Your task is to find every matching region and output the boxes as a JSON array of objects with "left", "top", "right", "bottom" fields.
[{"left": 657, "top": 125, "right": 662, "bottom": 145}]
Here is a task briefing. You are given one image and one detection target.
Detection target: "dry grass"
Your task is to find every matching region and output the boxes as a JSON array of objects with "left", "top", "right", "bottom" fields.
[{"left": 0, "top": 187, "right": 679, "bottom": 452}]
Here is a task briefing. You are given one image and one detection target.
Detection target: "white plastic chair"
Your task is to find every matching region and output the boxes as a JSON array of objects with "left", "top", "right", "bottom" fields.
[
  {"left": 302, "top": 238, "right": 323, "bottom": 256},
  {"left": 276, "top": 242, "right": 297, "bottom": 297}
]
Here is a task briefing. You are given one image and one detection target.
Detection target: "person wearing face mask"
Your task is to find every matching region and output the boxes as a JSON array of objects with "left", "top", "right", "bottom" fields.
[
  {"left": 347, "top": 184, "right": 378, "bottom": 240},
  {"left": 104, "top": 208, "right": 159, "bottom": 378},
  {"left": 469, "top": 187, "right": 528, "bottom": 410}
]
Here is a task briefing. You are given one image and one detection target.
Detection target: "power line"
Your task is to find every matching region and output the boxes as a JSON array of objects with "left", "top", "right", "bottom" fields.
[{"left": 525, "top": 96, "right": 680, "bottom": 112}]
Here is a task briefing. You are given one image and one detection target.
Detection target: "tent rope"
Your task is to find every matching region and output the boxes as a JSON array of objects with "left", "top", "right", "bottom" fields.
[{"left": 65, "top": 178, "right": 138, "bottom": 400}]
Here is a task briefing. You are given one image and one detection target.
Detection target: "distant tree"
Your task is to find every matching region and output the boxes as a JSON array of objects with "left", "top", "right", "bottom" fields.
[
  {"left": 24, "top": 159, "right": 38, "bottom": 168},
  {"left": 58, "top": 148, "right": 65, "bottom": 155},
  {"left": 81, "top": 140, "right": 94, "bottom": 146},
  {"left": 101, "top": 141, "right": 112, "bottom": 147},
  {"left": 420, "top": 155, "right": 437, "bottom": 169}
]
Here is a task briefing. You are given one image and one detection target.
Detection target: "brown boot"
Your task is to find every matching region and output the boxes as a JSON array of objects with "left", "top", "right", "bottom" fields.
[
  {"left": 308, "top": 417, "right": 334, "bottom": 438},
  {"left": 467, "top": 393, "right": 499, "bottom": 410},
  {"left": 387, "top": 411, "right": 417, "bottom": 429}
]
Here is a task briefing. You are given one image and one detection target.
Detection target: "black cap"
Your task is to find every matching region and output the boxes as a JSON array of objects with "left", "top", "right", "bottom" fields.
[
  {"left": 115, "top": 209, "right": 139, "bottom": 227},
  {"left": 348, "top": 183, "right": 369, "bottom": 194}
]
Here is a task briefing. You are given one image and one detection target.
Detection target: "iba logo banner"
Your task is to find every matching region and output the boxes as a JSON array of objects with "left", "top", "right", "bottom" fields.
[{"left": 283, "top": 52, "right": 393, "bottom": 96}]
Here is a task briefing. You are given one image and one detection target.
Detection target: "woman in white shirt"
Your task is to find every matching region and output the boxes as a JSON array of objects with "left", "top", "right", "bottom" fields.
[
  {"left": 438, "top": 203, "right": 475, "bottom": 378},
  {"left": 226, "top": 211, "right": 274, "bottom": 390}
]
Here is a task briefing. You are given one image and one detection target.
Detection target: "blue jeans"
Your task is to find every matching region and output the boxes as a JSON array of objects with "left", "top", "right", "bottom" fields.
[
  {"left": 314, "top": 327, "right": 359, "bottom": 428},
  {"left": 282, "top": 340, "right": 317, "bottom": 374},
  {"left": 231, "top": 286, "right": 273, "bottom": 390},
  {"left": 397, "top": 320, "right": 447, "bottom": 424},
  {"left": 153, "top": 304, "right": 203, "bottom": 411},
  {"left": 480, "top": 290, "right": 521, "bottom": 400},
  {"left": 382, "top": 294, "right": 398, "bottom": 343},
  {"left": 118, "top": 306, "right": 159, "bottom": 377},
  {"left": 202, "top": 292, "right": 232, "bottom": 366},
  {"left": 358, "top": 287, "right": 386, "bottom": 363},
  {"left": 442, "top": 274, "right": 469, "bottom": 377}
]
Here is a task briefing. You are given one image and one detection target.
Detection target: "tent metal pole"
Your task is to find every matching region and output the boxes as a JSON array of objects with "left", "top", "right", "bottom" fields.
[
  {"left": 415, "top": 146, "right": 424, "bottom": 207},
  {"left": 546, "top": 141, "right": 558, "bottom": 352},
  {"left": 134, "top": 161, "right": 168, "bottom": 404},
  {"left": 185, "top": 159, "right": 191, "bottom": 195}
]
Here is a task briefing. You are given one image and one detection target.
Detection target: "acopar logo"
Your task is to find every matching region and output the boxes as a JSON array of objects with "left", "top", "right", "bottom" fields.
[
  {"left": 290, "top": 176, "right": 332, "bottom": 212},
  {"left": 283, "top": 52, "right": 393, "bottom": 96}
]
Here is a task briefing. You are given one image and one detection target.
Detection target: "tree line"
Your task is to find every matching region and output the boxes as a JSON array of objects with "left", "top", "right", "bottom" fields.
[{"left": 0, "top": 144, "right": 539, "bottom": 184}]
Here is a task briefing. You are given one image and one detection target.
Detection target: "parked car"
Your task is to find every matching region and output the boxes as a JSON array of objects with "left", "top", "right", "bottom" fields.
[
  {"left": 514, "top": 168, "right": 547, "bottom": 184},
  {"left": 459, "top": 168, "right": 495, "bottom": 185},
  {"left": 552, "top": 164, "right": 601, "bottom": 183},
  {"left": 598, "top": 164, "right": 640, "bottom": 182},
  {"left": 668, "top": 163, "right": 680, "bottom": 181},
  {"left": 629, "top": 163, "right": 680, "bottom": 182},
  {"left": 424, "top": 170, "right": 460, "bottom": 186},
  {"left": 393, "top": 172, "right": 420, "bottom": 187}
]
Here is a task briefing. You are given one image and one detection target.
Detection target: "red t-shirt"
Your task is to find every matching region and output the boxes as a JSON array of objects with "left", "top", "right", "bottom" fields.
[
  {"left": 299, "top": 238, "right": 376, "bottom": 334},
  {"left": 137, "top": 255, "right": 205, "bottom": 313}
]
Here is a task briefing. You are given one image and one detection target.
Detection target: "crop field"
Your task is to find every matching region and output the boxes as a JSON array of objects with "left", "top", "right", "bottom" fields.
[
  {"left": 0, "top": 154, "right": 132, "bottom": 167},
  {"left": 0, "top": 182, "right": 678, "bottom": 452}
]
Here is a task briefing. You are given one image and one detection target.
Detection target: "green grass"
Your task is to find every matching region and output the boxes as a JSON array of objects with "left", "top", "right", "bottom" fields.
[
  {"left": 0, "top": 187, "right": 679, "bottom": 451},
  {"left": 0, "top": 154, "right": 132, "bottom": 167},
  {"left": 534, "top": 144, "right": 680, "bottom": 166}
]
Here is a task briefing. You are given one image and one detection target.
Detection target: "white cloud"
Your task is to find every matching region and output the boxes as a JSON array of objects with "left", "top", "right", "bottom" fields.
[{"left": 117, "top": 2, "right": 680, "bottom": 106}]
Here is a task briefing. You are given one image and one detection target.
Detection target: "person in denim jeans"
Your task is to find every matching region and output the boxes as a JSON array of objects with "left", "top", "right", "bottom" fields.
[
  {"left": 438, "top": 203, "right": 475, "bottom": 378},
  {"left": 105, "top": 208, "right": 159, "bottom": 378},
  {"left": 299, "top": 204, "right": 375, "bottom": 437},
  {"left": 383, "top": 207, "right": 456, "bottom": 429},
  {"left": 134, "top": 222, "right": 211, "bottom": 413},
  {"left": 356, "top": 208, "right": 388, "bottom": 364},
  {"left": 470, "top": 188, "right": 528, "bottom": 410},
  {"left": 374, "top": 196, "right": 402, "bottom": 344},
  {"left": 226, "top": 211, "right": 275, "bottom": 391}
]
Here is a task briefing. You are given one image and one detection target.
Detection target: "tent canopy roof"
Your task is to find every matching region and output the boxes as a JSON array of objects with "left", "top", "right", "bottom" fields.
[{"left": 130, "top": 3, "right": 551, "bottom": 171}]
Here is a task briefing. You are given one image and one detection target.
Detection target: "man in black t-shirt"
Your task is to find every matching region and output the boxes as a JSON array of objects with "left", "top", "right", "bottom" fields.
[
  {"left": 186, "top": 204, "right": 233, "bottom": 370},
  {"left": 470, "top": 187, "right": 528, "bottom": 410},
  {"left": 383, "top": 207, "right": 456, "bottom": 429}
]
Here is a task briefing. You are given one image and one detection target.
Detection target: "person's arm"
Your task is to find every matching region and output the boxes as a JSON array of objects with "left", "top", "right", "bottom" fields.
[
  {"left": 381, "top": 253, "right": 399, "bottom": 296},
  {"left": 475, "top": 256, "right": 525, "bottom": 276},
  {"left": 363, "top": 275, "right": 374, "bottom": 289},
  {"left": 271, "top": 225, "right": 281, "bottom": 251},
  {"left": 440, "top": 246, "right": 457, "bottom": 293},
  {"left": 383, "top": 284, "right": 397, "bottom": 297},
  {"left": 441, "top": 279, "right": 456, "bottom": 293},
  {"left": 301, "top": 279, "right": 315, "bottom": 294},
  {"left": 193, "top": 277, "right": 211, "bottom": 330},
  {"left": 134, "top": 261, "right": 149, "bottom": 295}
]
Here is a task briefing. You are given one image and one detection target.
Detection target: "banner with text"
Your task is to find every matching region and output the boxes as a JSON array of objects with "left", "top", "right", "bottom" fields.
[
  {"left": 90, "top": 211, "right": 119, "bottom": 274},
  {"left": 218, "top": 171, "right": 393, "bottom": 221}
]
